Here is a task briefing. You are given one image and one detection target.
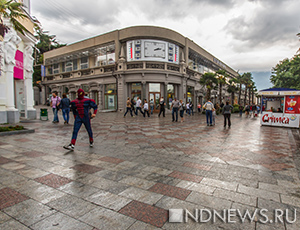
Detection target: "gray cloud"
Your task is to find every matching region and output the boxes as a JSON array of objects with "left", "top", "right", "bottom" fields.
[
  {"left": 32, "top": 0, "right": 120, "bottom": 27},
  {"left": 225, "top": 0, "right": 300, "bottom": 52}
]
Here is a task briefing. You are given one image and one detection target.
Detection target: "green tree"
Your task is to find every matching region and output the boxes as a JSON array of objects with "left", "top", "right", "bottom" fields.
[
  {"left": 270, "top": 55, "right": 300, "bottom": 89},
  {"left": 200, "top": 72, "right": 218, "bottom": 101},
  {"left": 0, "top": 0, "right": 29, "bottom": 37},
  {"left": 33, "top": 27, "right": 66, "bottom": 86},
  {"left": 227, "top": 77, "right": 239, "bottom": 105},
  {"left": 216, "top": 70, "right": 228, "bottom": 105},
  {"left": 236, "top": 74, "right": 243, "bottom": 105},
  {"left": 241, "top": 72, "right": 253, "bottom": 105}
]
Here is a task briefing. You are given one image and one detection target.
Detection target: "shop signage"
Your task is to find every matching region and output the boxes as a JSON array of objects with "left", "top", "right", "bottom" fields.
[
  {"left": 14, "top": 50, "right": 24, "bottom": 80},
  {"left": 285, "top": 95, "right": 300, "bottom": 114},
  {"left": 261, "top": 112, "right": 299, "bottom": 128}
]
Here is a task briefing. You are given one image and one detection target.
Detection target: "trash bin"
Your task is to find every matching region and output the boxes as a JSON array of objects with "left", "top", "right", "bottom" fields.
[{"left": 40, "top": 108, "right": 48, "bottom": 121}]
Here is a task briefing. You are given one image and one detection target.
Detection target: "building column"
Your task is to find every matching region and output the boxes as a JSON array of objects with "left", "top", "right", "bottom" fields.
[
  {"left": 3, "top": 29, "right": 22, "bottom": 123},
  {"left": 142, "top": 80, "right": 146, "bottom": 101},
  {"left": 24, "top": 44, "right": 36, "bottom": 119}
]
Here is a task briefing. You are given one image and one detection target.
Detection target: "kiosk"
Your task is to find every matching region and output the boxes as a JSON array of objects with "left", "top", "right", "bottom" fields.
[{"left": 258, "top": 88, "right": 300, "bottom": 128}]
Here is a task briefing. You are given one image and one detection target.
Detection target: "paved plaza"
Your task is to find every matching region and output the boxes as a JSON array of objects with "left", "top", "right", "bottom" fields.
[{"left": 0, "top": 108, "right": 300, "bottom": 229}]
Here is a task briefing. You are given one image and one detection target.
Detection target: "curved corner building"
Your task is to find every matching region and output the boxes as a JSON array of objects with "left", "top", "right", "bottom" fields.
[{"left": 42, "top": 26, "right": 239, "bottom": 112}]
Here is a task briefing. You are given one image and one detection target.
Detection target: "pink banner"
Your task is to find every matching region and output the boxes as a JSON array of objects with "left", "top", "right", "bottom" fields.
[{"left": 14, "top": 50, "right": 23, "bottom": 80}]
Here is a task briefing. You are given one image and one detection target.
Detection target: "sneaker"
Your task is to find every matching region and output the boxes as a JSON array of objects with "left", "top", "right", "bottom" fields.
[
  {"left": 63, "top": 143, "right": 74, "bottom": 151},
  {"left": 89, "top": 141, "right": 94, "bottom": 147}
]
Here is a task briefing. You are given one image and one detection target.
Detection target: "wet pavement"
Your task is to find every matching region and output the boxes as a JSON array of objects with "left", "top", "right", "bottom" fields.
[{"left": 0, "top": 107, "right": 300, "bottom": 229}]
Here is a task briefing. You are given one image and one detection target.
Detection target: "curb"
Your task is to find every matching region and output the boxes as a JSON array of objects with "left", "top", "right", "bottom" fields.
[{"left": 0, "top": 128, "right": 35, "bottom": 136}]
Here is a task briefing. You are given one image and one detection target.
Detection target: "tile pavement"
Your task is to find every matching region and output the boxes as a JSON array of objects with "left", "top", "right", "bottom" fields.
[{"left": 0, "top": 108, "right": 300, "bottom": 229}]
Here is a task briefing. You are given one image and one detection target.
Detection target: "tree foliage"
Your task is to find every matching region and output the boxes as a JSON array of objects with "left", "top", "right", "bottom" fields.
[
  {"left": 199, "top": 72, "right": 218, "bottom": 101},
  {"left": 270, "top": 54, "right": 300, "bottom": 89},
  {"left": 0, "top": 0, "right": 29, "bottom": 37},
  {"left": 33, "top": 27, "right": 66, "bottom": 86}
]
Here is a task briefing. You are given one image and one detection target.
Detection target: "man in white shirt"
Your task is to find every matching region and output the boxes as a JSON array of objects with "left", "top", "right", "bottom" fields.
[
  {"left": 203, "top": 100, "right": 214, "bottom": 126},
  {"left": 135, "top": 97, "right": 144, "bottom": 116}
]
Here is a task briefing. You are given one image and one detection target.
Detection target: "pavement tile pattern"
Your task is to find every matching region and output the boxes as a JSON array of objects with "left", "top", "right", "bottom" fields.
[{"left": 0, "top": 108, "right": 300, "bottom": 229}]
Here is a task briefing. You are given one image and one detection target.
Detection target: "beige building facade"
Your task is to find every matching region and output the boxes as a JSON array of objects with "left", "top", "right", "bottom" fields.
[
  {"left": 42, "top": 26, "right": 239, "bottom": 112},
  {"left": 0, "top": 0, "right": 37, "bottom": 123}
]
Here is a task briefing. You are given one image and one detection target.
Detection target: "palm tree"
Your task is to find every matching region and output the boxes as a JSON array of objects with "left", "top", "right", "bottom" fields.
[
  {"left": 241, "top": 72, "right": 253, "bottom": 106},
  {"left": 200, "top": 72, "right": 218, "bottom": 101},
  {"left": 216, "top": 70, "right": 227, "bottom": 105},
  {"left": 227, "top": 78, "right": 239, "bottom": 105},
  {"left": 236, "top": 74, "right": 243, "bottom": 105},
  {"left": 0, "top": 0, "right": 29, "bottom": 37}
]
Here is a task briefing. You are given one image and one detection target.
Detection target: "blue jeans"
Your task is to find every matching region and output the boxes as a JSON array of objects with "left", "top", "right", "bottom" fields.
[
  {"left": 172, "top": 107, "right": 178, "bottom": 121},
  {"left": 71, "top": 115, "right": 93, "bottom": 145},
  {"left": 124, "top": 107, "right": 133, "bottom": 117},
  {"left": 52, "top": 108, "right": 59, "bottom": 122},
  {"left": 62, "top": 108, "right": 70, "bottom": 123},
  {"left": 135, "top": 107, "right": 144, "bottom": 116},
  {"left": 150, "top": 105, "right": 154, "bottom": 114},
  {"left": 206, "top": 110, "right": 212, "bottom": 125}
]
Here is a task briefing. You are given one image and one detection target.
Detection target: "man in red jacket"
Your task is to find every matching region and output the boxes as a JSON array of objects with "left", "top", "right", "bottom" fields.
[{"left": 63, "top": 88, "right": 97, "bottom": 151}]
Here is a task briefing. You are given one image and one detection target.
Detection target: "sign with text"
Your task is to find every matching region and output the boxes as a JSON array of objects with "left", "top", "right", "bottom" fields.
[
  {"left": 261, "top": 112, "right": 299, "bottom": 128},
  {"left": 14, "top": 50, "right": 24, "bottom": 80},
  {"left": 285, "top": 95, "right": 300, "bottom": 114}
]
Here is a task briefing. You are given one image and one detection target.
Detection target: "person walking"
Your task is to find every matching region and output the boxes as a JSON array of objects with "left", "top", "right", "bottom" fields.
[
  {"left": 135, "top": 97, "right": 144, "bottom": 116},
  {"left": 63, "top": 88, "right": 98, "bottom": 151},
  {"left": 245, "top": 104, "right": 250, "bottom": 118},
  {"left": 124, "top": 97, "right": 134, "bottom": 117},
  {"left": 170, "top": 97, "right": 180, "bottom": 122},
  {"left": 197, "top": 103, "right": 201, "bottom": 113},
  {"left": 186, "top": 102, "right": 190, "bottom": 115},
  {"left": 150, "top": 99, "right": 154, "bottom": 114},
  {"left": 143, "top": 99, "right": 150, "bottom": 117},
  {"left": 130, "top": 97, "right": 136, "bottom": 113},
  {"left": 212, "top": 108, "right": 216, "bottom": 125},
  {"left": 203, "top": 100, "right": 214, "bottom": 126},
  {"left": 179, "top": 99, "right": 186, "bottom": 122},
  {"left": 60, "top": 93, "right": 71, "bottom": 124},
  {"left": 222, "top": 101, "right": 233, "bottom": 128},
  {"left": 158, "top": 97, "right": 165, "bottom": 117},
  {"left": 190, "top": 101, "right": 194, "bottom": 115},
  {"left": 239, "top": 104, "right": 243, "bottom": 117},
  {"left": 50, "top": 92, "right": 61, "bottom": 123}
]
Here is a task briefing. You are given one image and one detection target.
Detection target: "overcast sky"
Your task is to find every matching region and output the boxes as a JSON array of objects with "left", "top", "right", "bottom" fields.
[{"left": 31, "top": 0, "right": 300, "bottom": 90}]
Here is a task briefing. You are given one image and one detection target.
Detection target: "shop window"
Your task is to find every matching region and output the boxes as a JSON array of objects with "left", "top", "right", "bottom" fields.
[
  {"left": 149, "top": 83, "right": 160, "bottom": 92},
  {"left": 65, "top": 61, "right": 73, "bottom": 72},
  {"left": 95, "top": 44, "right": 116, "bottom": 67},
  {"left": 82, "top": 85, "right": 89, "bottom": 97},
  {"left": 107, "top": 44, "right": 115, "bottom": 64},
  {"left": 131, "top": 83, "right": 142, "bottom": 100},
  {"left": 61, "top": 62, "right": 65, "bottom": 73},
  {"left": 187, "top": 86, "right": 194, "bottom": 103},
  {"left": 104, "top": 84, "right": 117, "bottom": 110},
  {"left": 47, "top": 66, "right": 53, "bottom": 75},
  {"left": 73, "top": 59, "right": 78, "bottom": 71},
  {"left": 167, "top": 84, "right": 175, "bottom": 109},
  {"left": 53, "top": 63, "right": 59, "bottom": 74},
  {"left": 80, "top": 57, "right": 89, "bottom": 69}
]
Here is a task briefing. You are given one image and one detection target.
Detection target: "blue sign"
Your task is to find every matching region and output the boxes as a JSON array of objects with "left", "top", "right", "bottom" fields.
[{"left": 41, "top": 65, "right": 46, "bottom": 77}]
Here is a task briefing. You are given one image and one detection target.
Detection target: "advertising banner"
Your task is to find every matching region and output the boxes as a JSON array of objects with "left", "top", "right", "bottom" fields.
[
  {"left": 14, "top": 50, "right": 24, "bottom": 80},
  {"left": 261, "top": 112, "right": 299, "bottom": 128},
  {"left": 285, "top": 95, "right": 299, "bottom": 114}
]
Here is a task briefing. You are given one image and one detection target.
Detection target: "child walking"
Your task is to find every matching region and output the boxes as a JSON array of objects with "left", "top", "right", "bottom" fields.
[
  {"left": 212, "top": 108, "right": 216, "bottom": 126},
  {"left": 143, "top": 99, "right": 150, "bottom": 117}
]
